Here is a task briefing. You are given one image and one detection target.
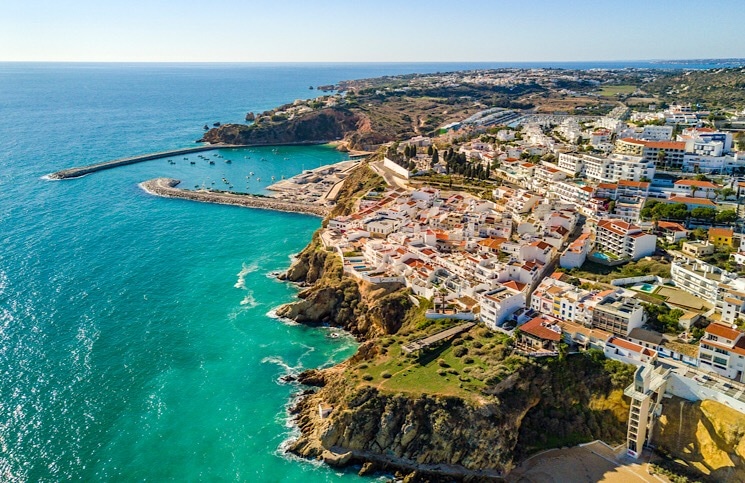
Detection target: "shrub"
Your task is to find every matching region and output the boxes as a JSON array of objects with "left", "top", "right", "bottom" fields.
[
  {"left": 472, "top": 341, "right": 483, "bottom": 349},
  {"left": 464, "top": 356, "right": 475, "bottom": 364},
  {"left": 437, "top": 369, "right": 447, "bottom": 376},
  {"left": 437, "top": 358, "right": 449, "bottom": 368},
  {"left": 381, "top": 371, "right": 392, "bottom": 379},
  {"left": 362, "top": 374, "right": 373, "bottom": 381},
  {"left": 358, "top": 363, "right": 368, "bottom": 370},
  {"left": 454, "top": 346, "right": 468, "bottom": 357}
]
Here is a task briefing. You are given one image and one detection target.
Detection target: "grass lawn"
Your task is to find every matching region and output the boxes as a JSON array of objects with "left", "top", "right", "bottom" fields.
[
  {"left": 350, "top": 320, "right": 512, "bottom": 402},
  {"left": 598, "top": 85, "right": 636, "bottom": 97}
]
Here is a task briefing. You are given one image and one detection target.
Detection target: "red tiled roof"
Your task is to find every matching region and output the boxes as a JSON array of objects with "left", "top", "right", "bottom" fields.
[
  {"left": 644, "top": 140, "right": 686, "bottom": 150},
  {"left": 675, "top": 179, "right": 718, "bottom": 188},
  {"left": 709, "top": 227, "right": 733, "bottom": 237},
  {"left": 705, "top": 323, "right": 742, "bottom": 340},
  {"left": 618, "top": 180, "right": 650, "bottom": 188},
  {"left": 608, "top": 337, "right": 645, "bottom": 354},
  {"left": 521, "top": 316, "right": 562, "bottom": 341},
  {"left": 503, "top": 280, "right": 526, "bottom": 292},
  {"left": 658, "top": 221, "right": 687, "bottom": 232},
  {"left": 667, "top": 196, "right": 716, "bottom": 207}
]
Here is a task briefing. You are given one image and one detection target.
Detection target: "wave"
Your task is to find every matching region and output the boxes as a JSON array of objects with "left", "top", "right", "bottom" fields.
[
  {"left": 239, "top": 291, "right": 257, "bottom": 308},
  {"left": 234, "top": 262, "right": 260, "bottom": 289},
  {"left": 265, "top": 308, "right": 299, "bottom": 326}
]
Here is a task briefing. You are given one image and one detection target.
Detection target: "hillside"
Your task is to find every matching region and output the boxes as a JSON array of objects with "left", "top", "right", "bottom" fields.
[{"left": 652, "top": 396, "right": 745, "bottom": 481}]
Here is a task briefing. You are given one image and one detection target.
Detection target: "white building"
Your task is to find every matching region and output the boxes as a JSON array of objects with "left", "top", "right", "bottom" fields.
[
  {"left": 698, "top": 323, "right": 745, "bottom": 383},
  {"left": 479, "top": 283, "right": 526, "bottom": 330},
  {"left": 595, "top": 219, "right": 656, "bottom": 261}
]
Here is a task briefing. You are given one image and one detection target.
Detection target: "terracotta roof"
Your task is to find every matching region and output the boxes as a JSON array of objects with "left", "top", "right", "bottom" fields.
[
  {"left": 608, "top": 337, "right": 647, "bottom": 354},
  {"left": 709, "top": 227, "right": 733, "bottom": 237},
  {"left": 658, "top": 221, "right": 687, "bottom": 232},
  {"left": 644, "top": 140, "right": 686, "bottom": 150},
  {"left": 597, "top": 183, "right": 618, "bottom": 189},
  {"left": 705, "top": 323, "right": 742, "bottom": 340},
  {"left": 675, "top": 179, "right": 718, "bottom": 188},
  {"left": 667, "top": 196, "right": 716, "bottom": 207},
  {"left": 521, "top": 316, "right": 562, "bottom": 341},
  {"left": 502, "top": 280, "right": 526, "bottom": 292},
  {"left": 618, "top": 180, "right": 649, "bottom": 188}
]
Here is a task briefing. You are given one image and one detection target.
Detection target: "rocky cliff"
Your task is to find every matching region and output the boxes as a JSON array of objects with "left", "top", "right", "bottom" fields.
[
  {"left": 276, "top": 163, "right": 633, "bottom": 481},
  {"left": 288, "top": 350, "right": 633, "bottom": 481},
  {"left": 200, "top": 108, "right": 366, "bottom": 146},
  {"left": 276, "top": 164, "right": 405, "bottom": 340},
  {"left": 652, "top": 396, "right": 745, "bottom": 481}
]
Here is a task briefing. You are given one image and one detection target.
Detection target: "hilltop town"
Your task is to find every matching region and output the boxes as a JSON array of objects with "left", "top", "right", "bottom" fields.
[{"left": 237, "top": 68, "right": 745, "bottom": 481}]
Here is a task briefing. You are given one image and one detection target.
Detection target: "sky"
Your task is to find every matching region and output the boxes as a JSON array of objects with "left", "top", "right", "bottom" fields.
[{"left": 1, "top": 0, "right": 744, "bottom": 62}]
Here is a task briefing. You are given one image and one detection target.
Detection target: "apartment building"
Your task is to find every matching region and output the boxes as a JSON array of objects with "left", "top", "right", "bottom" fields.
[
  {"left": 595, "top": 219, "right": 656, "bottom": 261},
  {"left": 479, "top": 284, "right": 526, "bottom": 330},
  {"left": 530, "top": 276, "right": 593, "bottom": 322},
  {"left": 698, "top": 323, "right": 745, "bottom": 383},
  {"left": 615, "top": 138, "right": 687, "bottom": 170},
  {"left": 591, "top": 293, "right": 645, "bottom": 335}
]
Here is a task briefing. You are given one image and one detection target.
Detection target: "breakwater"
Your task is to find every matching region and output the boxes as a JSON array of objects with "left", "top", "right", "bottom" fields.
[
  {"left": 48, "top": 144, "right": 242, "bottom": 179},
  {"left": 140, "top": 178, "right": 330, "bottom": 217}
]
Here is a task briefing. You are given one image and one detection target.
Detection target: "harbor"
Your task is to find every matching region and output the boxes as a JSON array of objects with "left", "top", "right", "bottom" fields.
[
  {"left": 47, "top": 144, "right": 244, "bottom": 179},
  {"left": 140, "top": 178, "right": 330, "bottom": 217},
  {"left": 266, "top": 159, "right": 360, "bottom": 205}
]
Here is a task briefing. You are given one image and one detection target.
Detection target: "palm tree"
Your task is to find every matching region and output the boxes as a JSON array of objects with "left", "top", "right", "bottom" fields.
[
  {"left": 657, "top": 149, "right": 667, "bottom": 171},
  {"left": 690, "top": 185, "right": 700, "bottom": 198}
]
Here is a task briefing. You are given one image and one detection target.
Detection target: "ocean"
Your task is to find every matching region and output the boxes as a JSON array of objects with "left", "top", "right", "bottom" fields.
[{"left": 0, "top": 61, "right": 737, "bottom": 482}]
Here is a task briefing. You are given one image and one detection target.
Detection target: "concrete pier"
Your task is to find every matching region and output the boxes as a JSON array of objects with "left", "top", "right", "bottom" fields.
[
  {"left": 48, "top": 144, "right": 243, "bottom": 180},
  {"left": 140, "top": 178, "right": 330, "bottom": 217}
]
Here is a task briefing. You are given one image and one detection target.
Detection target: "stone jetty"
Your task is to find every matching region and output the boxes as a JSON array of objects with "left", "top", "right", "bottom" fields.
[
  {"left": 48, "top": 145, "right": 243, "bottom": 180},
  {"left": 140, "top": 178, "right": 330, "bottom": 217}
]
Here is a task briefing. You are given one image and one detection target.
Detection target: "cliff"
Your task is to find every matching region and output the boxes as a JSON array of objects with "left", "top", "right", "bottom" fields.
[
  {"left": 276, "top": 163, "right": 404, "bottom": 340},
  {"left": 652, "top": 396, "right": 745, "bottom": 481},
  {"left": 275, "top": 162, "right": 634, "bottom": 480},
  {"left": 288, "top": 348, "right": 633, "bottom": 481},
  {"left": 200, "top": 108, "right": 365, "bottom": 146}
]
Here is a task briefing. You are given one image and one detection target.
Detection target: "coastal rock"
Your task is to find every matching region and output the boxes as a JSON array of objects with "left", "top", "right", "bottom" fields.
[
  {"left": 297, "top": 369, "right": 326, "bottom": 387},
  {"left": 200, "top": 108, "right": 363, "bottom": 146}
]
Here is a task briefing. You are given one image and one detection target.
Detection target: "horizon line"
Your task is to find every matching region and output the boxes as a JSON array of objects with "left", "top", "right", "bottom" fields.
[{"left": 1, "top": 58, "right": 744, "bottom": 65}]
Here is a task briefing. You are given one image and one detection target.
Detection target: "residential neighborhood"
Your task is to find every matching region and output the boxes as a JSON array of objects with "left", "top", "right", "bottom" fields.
[{"left": 309, "top": 96, "right": 745, "bottom": 462}]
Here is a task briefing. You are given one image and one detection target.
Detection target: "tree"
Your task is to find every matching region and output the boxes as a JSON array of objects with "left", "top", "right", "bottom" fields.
[
  {"left": 690, "top": 207, "right": 716, "bottom": 221},
  {"left": 715, "top": 209, "right": 737, "bottom": 224},
  {"left": 657, "top": 149, "right": 667, "bottom": 170},
  {"left": 427, "top": 145, "right": 434, "bottom": 156},
  {"left": 431, "top": 148, "right": 439, "bottom": 167},
  {"left": 719, "top": 187, "right": 736, "bottom": 201},
  {"left": 690, "top": 185, "right": 700, "bottom": 198}
]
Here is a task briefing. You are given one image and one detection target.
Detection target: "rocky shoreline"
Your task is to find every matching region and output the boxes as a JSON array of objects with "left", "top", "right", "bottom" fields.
[{"left": 139, "top": 178, "right": 330, "bottom": 217}]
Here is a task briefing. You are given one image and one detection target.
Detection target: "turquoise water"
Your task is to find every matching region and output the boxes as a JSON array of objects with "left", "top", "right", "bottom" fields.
[
  {"left": 0, "top": 61, "right": 733, "bottom": 481},
  {"left": 0, "top": 64, "right": 391, "bottom": 482}
]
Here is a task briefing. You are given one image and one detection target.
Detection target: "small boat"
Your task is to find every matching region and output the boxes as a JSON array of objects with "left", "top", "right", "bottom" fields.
[
  {"left": 256, "top": 177, "right": 261, "bottom": 181},
  {"left": 190, "top": 161, "right": 196, "bottom": 165},
  {"left": 249, "top": 171, "right": 254, "bottom": 176},
  {"left": 225, "top": 160, "right": 232, "bottom": 164},
  {"left": 271, "top": 176, "right": 275, "bottom": 181},
  {"left": 209, "top": 161, "right": 215, "bottom": 165},
  {"left": 229, "top": 185, "right": 233, "bottom": 189}
]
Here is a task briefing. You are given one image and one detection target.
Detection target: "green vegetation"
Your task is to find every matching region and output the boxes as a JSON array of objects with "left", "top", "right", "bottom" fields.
[
  {"left": 645, "top": 68, "right": 745, "bottom": 109},
  {"left": 598, "top": 85, "right": 636, "bottom": 97},
  {"left": 644, "top": 303, "right": 684, "bottom": 333},
  {"left": 566, "top": 258, "right": 672, "bottom": 284}
]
